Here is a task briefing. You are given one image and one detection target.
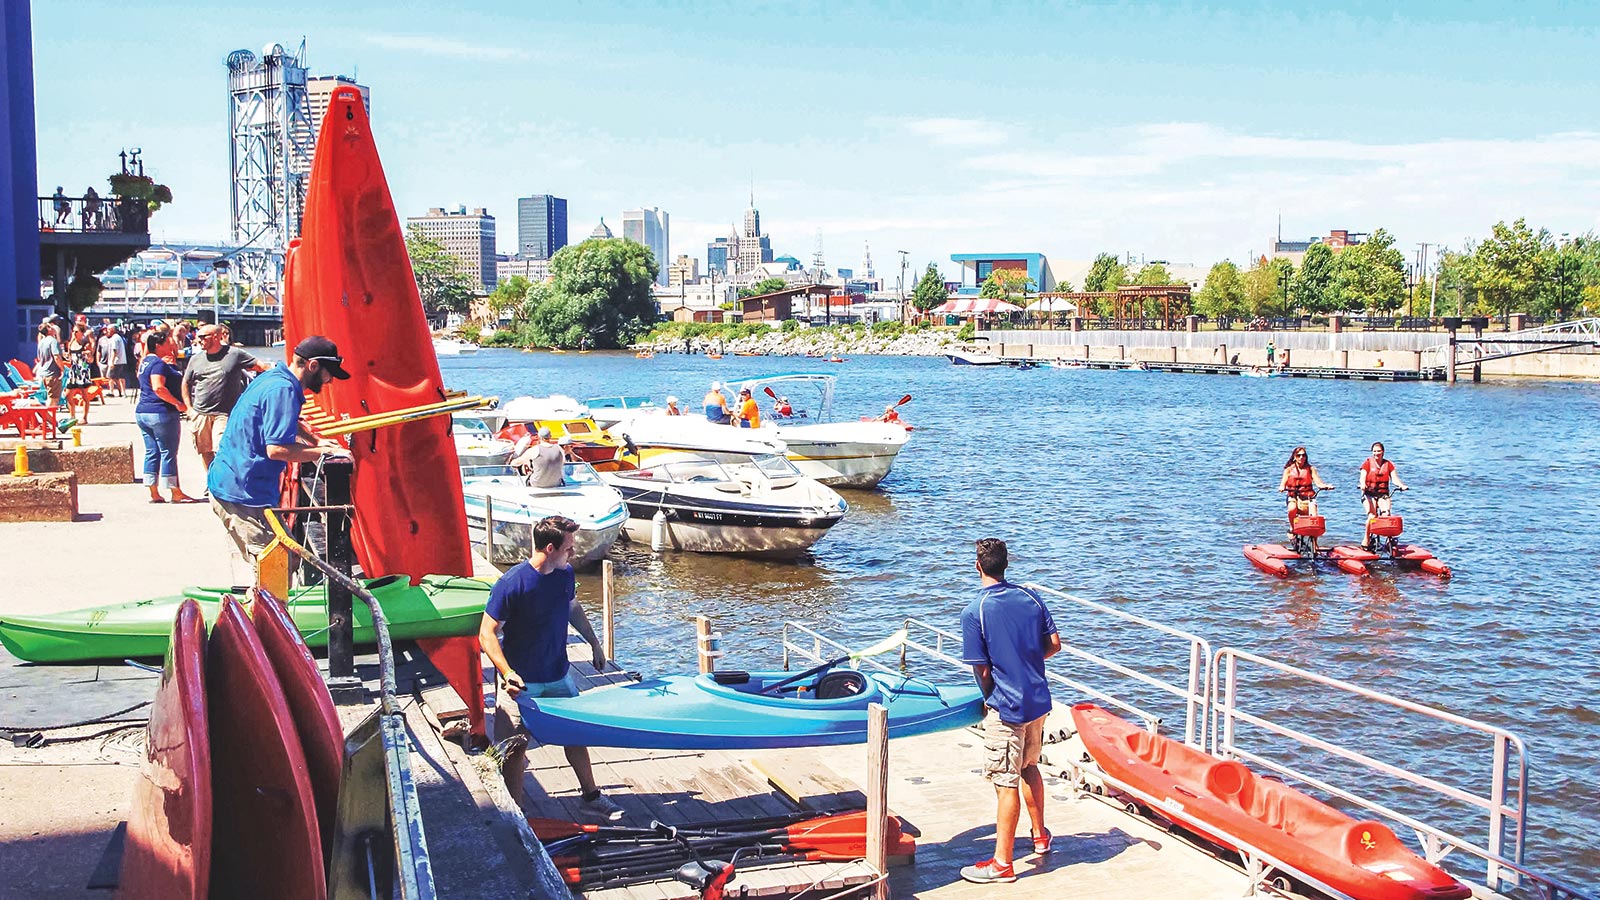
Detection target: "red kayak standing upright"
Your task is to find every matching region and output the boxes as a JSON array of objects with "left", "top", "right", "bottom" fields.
[{"left": 283, "top": 84, "right": 472, "bottom": 582}]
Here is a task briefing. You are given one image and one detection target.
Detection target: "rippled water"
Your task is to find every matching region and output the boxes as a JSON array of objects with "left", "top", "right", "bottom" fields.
[{"left": 442, "top": 349, "right": 1600, "bottom": 890}]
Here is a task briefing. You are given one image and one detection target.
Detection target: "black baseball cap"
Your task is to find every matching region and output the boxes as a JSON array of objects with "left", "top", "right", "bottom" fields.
[{"left": 293, "top": 335, "right": 351, "bottom": 379}]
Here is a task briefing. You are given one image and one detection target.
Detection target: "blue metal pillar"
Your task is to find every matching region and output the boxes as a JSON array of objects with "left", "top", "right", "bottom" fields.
[{"left": 1, "top": 1, "right": 41, "bottom": 361}]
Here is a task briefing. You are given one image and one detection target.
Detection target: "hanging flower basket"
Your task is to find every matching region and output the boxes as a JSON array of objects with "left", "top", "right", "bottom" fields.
[{"left": 107, "top": 172, "right": 174, "bottom": 213}]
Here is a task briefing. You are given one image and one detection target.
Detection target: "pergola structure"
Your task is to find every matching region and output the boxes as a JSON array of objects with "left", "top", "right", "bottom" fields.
[{"left": 1031, "top": 285, "right": 1192, "bottom": 328}]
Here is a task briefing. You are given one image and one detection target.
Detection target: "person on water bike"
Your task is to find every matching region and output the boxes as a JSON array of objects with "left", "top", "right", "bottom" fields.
[
  {"left": 1277, "top": 446, "right": 1335, "bottom": 545},
  {"left": 1359, "top": 442, "right": 1408, "bottom": 549}
]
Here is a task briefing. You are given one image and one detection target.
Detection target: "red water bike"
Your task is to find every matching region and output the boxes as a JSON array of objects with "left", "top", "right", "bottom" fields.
[{"left": 1245, "top": 490, "right": 1451, "bottom": 579}]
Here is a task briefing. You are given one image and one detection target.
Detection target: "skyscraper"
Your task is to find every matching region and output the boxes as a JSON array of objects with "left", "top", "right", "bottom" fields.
[
  {"left": 622, "top": 207, "right": 670, "bottom": 286},
  {"left": 406, "top": 206, "right": 496, "bottom": 293},
  {"left": 736, "top": 201, "right": 773, "bottom": 277},
  {"left": 516, "top": 195, "right": 567, "bottom": 260},
  {"left": 304, "top": 75, "right": 370, "bottom": 151}
]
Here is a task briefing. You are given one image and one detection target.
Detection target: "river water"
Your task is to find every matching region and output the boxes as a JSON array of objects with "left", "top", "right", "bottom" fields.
[{"left": 441, "top": 349, "right": 1599, "bottom": 890}]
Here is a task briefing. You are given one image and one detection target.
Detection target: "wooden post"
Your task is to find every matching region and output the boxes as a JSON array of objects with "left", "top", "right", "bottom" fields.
[
  {"left": 696, "top": 615, "right": 717, "bottom": 673},
  {"left": 483, "top": 495, "right": 495, "bottom": 562},
  {"left": 865, "top": 703, "right": 890, "bottom": 899},
  {"left": 600, "top": 560, "right": 615, "bottom": 661}
]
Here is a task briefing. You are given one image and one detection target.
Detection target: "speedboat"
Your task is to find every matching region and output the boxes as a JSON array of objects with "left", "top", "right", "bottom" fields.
[
  {"left": 946, "top": 345, "right": 1004, "bottom": 366},
  {"left": 497, "top": 395, "right": 625, "bottom": 463},
  {"left": 450, "top": 413, "right": 515, "bottom": 469},
  {"left": 720, "top": 373, "right": 910, "bottom": 489},
  {"left": 433, "top": 337, "right": 479, "bottom": 356},
  {"left": 460, "top": 463, "right": 628, "bottom": 568},
  {"left": 583, "top": 395, "right": 660, "bottom": 429},
  {"left": 597, "top": 453, "right": 847, "bottom": 557},
  {"left": 606, "top": 414, "right": 790, "bottom": 467}
]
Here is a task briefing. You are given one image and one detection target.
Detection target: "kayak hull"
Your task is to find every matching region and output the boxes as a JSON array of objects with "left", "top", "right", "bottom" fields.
[
  {"left": 0, "top": 574, "right": 490, "bottom": 663},
  {"left": 520, "top": 670, "right": 983, "bottom": 750},
  {"left": 1072, "top": 703, "right": 1470, "bottom": 900}
]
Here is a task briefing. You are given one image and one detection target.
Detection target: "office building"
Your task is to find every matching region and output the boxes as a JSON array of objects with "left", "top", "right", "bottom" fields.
[
  {"left": 622, "top": 207, "right": 670, "bottom": 286},
  {"left": 516, "top": 194, "right": 567, "bottom": 259},
  {"left": 407, "top": 206, "right": 496, "bottom": 293},
  {"left": 668, "top": 254, "right": 700, "bottom": 287},
  {"left": 304, "top": 75, "right": 370, "bottom": 151},
  {"left": 707, "top": 235, "right": 733, "bottom": 276},
  {"left": 497, "top": 254, "right": 551, "bottom": 284},
  {"left": 735, "top": 202, "right": 774, "bottom": 278}
]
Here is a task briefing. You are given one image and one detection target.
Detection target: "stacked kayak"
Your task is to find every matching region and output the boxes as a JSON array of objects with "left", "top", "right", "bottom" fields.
[
  {"left": 1071, "top": 703, "right": 1471, "bottom": 900},
  {"left": 519, "top": 668, "right": 983, "bottom": 750},
  {"left": 0, "top": 574, "right": 490, "bottom": 663}
]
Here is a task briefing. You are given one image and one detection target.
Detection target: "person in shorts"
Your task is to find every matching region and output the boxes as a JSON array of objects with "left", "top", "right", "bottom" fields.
[
  {"left": 479, "top": 515, "right": 623, "bottom": 821},
  {"left": 182, "top": 324, "right": 266, "bottom": 470},
  {"left": 959, "top": 538, "right": 1061, "bottom": 884}
]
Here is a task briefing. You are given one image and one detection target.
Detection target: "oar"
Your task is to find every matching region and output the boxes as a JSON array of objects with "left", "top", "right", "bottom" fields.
[
  {"left": 529, "top": 810, "right": 817, "bottom": 841},
  {"left": 891, "top": 393, "right": 912, "bottom": 409},
  {"left": 760, "top": 629, "right": 907, "bottom": 696}
]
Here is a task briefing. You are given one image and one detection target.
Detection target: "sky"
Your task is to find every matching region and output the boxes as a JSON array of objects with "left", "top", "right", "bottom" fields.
[{"left": 29, "top": 1, "right": 1600, "bottom": 284}]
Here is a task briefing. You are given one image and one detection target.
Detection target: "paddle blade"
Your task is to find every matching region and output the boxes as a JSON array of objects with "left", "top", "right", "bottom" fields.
[
  {"left": 850, "top": 628, "right": 908, "bottom": 661},
  {"left": 894, "top": 394, "right": 912, "bottom": 408},
  {"left": 763, "top": 386, "right": 778, "bottom": 399}
]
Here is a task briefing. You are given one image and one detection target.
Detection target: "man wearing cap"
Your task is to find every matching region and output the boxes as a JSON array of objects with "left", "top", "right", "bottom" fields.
[
  {"left": 182, "top": 324, "right": 268, "bottom": 470},
  {"left": 207, "top": 336, "right": 351, "bottom": 570},
  {"left": 703, "top": 382, "right": 729, "bottom": 424},
  {"left": 734, "top": 387, "right": 761, "bottom": 429},
  {"left": 510, "top": 425, "right": 565, "bottom": 488},
  {"left": 664, "top": 396, "right": 682, "bottom": 416}
]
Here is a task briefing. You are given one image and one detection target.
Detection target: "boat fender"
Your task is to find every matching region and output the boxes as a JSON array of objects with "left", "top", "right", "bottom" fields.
[
  {"left": 650, "top": 509, "right": 668, "bottom": 551},
  {"left": 711, "top": 670, "right": 751, "bottom": 685}
]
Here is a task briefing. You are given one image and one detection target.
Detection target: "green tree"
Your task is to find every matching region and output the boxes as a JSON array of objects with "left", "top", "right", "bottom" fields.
[
  {"left": 1194, "top": 261, "right": 1245, "bottom": 320},
  {"left": 520, "top": 238, "right": 659, "bottom": 348},
  {"left": 1331, "top": 228, "right": 1406, "bottom": 312},
  {"left": 978, "top": 267, "right": 1032, "bottom": 301},
  {"left": 405, "top": 225, "right": 478, "bottom": 314},
  {"left": 1463, "top": 219, "right": 1549, "bottom": 321},
  {"left": 911, "top": 263, "right": 949, "bottom": 312},
  {"left": 1132, "top": 263, "right": 1180, "bottom": 286},
  {"left": 1083, "top": 253, "right": 1127, "bottom": 292},
  {"left": 1242, "top": 257, "right": 1293, "bottom": 318},
  {"left": 738, "top": 276, "right": 789, "bottom": 299},
  {"left": 487, "top": 275, "right": 532, "bottom": 319},
  {"left": 1293, "top": 242, "right": 1336, "bottom": 314}
]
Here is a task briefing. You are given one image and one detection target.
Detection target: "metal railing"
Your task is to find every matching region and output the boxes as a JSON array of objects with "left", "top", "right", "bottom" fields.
[
  {"left": 1206, "top": 647, "right": 1570, "bottom": 897},
  {"left": 38, "top": 194, "right": 146, "bottom": 234},
  {"left": 1420, "top": 317, "right": 1600, "bottom": 371},
  {"left": 87, "top": 291, "right": 283, "bottom": 318}
]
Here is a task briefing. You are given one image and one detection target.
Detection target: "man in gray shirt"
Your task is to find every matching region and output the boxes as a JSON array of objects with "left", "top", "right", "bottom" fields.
[
  {"left": 181, "top": 324, "right": 267, "bottom": 469},
  {"left": 33, "top": 324, "right": 64, "bottom": 408},
  {"left": 510, "top": 426, "right": 566, "bottom": 488},
  {"left": 96, "top": 325, "right": 129, "bottom": 396}
]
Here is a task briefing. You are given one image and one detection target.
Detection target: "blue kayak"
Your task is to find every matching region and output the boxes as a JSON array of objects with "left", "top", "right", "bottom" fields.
[{"left": 517, "top": 669, "right": 984, "bottom": 749}]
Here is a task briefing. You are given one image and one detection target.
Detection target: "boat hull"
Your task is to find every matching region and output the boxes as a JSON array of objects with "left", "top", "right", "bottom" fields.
[
  {"left": 521, "top": 670, "right": 984, "bottom": 749},
  {"left": 465, "top": 510, "right": 624, "bottom": 568},
  {"left": 0, "top": 575, "right": 490, "bottom": 663},
  {"left": 781, "top": 438, "right": 903, "bottom": 488},
  {"left": 608, "top": 481, "right": 845, "bottom": 558},
  {"left": 1072, "top": 704, "right": 1471, "bottom": 900}
]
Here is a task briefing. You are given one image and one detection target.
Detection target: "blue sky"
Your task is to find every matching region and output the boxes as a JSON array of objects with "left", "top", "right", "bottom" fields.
[{"left": 31, "top": 1, "right": 1600, "bottom": 282}]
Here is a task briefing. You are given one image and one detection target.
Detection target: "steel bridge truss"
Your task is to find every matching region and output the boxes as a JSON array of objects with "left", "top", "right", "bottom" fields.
[{"left": 227, "top": 45, "right": 312, "bottom": 292}]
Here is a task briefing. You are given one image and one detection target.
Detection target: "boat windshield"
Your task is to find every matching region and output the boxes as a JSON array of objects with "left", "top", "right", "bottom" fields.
[
  {"left": 461, "top": 464, "right": 519, "bottom": 479},
  {"left": 655, "top": 459, "right": 732, "bottom": 484},
  {"left": 562, "top": 462, "right": 603, "bottom": 485},
  {"left": 725, "top": 374, "right": 836, "bottom": 423},
  {"left": 748, "top": 453, "right": 802, "bottom": 479},
  {"left": 454, "top": 417, "right": 494, "bottom": 438}
]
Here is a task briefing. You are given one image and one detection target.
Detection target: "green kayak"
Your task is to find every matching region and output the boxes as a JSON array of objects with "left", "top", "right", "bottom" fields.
[{"left": 0, "top": 574, "right": 492, "bottom": 664}]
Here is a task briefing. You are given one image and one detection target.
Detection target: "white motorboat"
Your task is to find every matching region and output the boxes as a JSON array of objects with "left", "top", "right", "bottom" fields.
[
  {"left": 597, "top": 453, "right": 847, "bottom": 558},
  {"left": 720, "top": 373, "right": 910, "bottom": 489},
  {"left": 606, "top": 414, "right": 790, "bottom": 466},
  {"left": 433, "top": 337, "right": 479, "bottom": 356},
  {"left": 451, "top": 414, "right": 515, "bottom": 469},
  {"left": 583, "top": 396, "right": 661, "bottom": 429},
  {"left": 946, "top": 345, "right": 1004, "bottom": 366},
  {"left": 461, "top": 462, "right": 628, "bottom": 568}
]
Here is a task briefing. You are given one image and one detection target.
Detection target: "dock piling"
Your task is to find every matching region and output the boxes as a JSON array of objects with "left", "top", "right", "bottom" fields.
[
  {"left": 695, "top": 615, "right": 720, "bottom": 673},
  {"left": 483, "top": 495, "right": 495, "bottom": 562},
  {"left": 865, "top": 703, "right": 890, "bottom": 899},
  {"left": 600, "top": 560, "right": 615, "bottom": 661}
]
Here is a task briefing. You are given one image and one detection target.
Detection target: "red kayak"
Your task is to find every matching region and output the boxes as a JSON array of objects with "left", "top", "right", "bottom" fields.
[
  {"left": 118, "top": 600, "right": 211, "bottom": 900},
  {"left": 1072, "top": 704, "right": 1470, "bottom": 900},
  {"left": 284, "top": 83, "right": 472, "bottom": 582}
]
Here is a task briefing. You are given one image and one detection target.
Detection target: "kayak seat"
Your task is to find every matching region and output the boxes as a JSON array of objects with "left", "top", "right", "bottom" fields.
[
  {"left": 711, "top": 670, "right": 751, "bottom": 685},
  {"left": 815, "top": 670, "right": 868, "bottom": 700},
  {"left": 1203, "top": 759, "right": 1257, "bottom": 810}
]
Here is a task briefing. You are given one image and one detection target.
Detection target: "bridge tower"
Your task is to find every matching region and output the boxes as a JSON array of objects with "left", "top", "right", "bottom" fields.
[{"left": 225, "top": 42, "right": 312, "bottom": 297}]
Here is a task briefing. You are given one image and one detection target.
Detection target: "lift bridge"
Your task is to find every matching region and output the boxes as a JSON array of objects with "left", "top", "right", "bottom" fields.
[{"left": 1420, "top": 317, "right": 1600, "bottom": 382}]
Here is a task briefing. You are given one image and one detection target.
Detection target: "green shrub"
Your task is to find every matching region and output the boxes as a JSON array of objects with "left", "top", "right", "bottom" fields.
[
  {"left": 781, "top": 318, "right": 800, "bottom": 333},
  {"left": 957, "top": 322, "right": 975, "bottom": 341},
  {"left": 481, "top": 329, "right": 521, "bottom": 347}
]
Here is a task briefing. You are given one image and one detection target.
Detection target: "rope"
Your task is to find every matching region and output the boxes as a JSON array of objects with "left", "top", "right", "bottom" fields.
[{"left": 0, "top": 698, "right": 151, "bottom": 733}]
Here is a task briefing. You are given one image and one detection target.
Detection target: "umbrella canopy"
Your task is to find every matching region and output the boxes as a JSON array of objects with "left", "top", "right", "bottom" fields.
[
  {"left": 931, "top": 297, "right": 1023, "bottom": 315},
  {"left": 1027, "top": 296, "right": 1079, "bottom": 313}
]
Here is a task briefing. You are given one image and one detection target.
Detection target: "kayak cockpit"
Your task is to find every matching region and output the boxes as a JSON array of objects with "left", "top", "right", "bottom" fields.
[{"left": 696, "top": 669, "right": 884, "bottom": 710}]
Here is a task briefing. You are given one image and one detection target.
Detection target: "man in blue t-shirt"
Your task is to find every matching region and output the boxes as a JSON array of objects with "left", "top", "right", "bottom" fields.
[
  {"left": 480, "top": 515, "right": 623, "bottom": 821},
  {"left": 959, "top": 538, "right": 1061, "bottom": 884},
  {"left": 207, "top": 335, "right": 350, "bottom": 570}
]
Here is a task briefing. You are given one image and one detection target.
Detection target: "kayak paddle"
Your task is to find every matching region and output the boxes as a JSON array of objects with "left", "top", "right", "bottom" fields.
[{"left": 760, "top": 629, "right": 908, "bottom": 696}]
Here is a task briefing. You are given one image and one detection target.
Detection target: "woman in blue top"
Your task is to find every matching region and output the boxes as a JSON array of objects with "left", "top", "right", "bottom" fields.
[{"left": 135, "top": 329, "right": 198, "bottom": 503}]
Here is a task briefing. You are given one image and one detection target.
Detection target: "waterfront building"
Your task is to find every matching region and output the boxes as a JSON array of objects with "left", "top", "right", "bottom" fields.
[
  {"left": 1271, "top": 228, "right": 1368, "bottom": 267},
  {"left": 589, "top": 218, "right": 614, "bottom": 240},
  {"left": 2, "top": 1, "right": 41, "bottom": 357},
  {"left": 622, "top": 207, "right": 670, "bottom": 286},
  {"left": 407, "top": 206, "right": 496, "bottom": 293},
  {"left": 949, "top": 252, "right": 1057, "bottom": 296},
  {"left": 652, "top": 281, "right": 735, "bottom": 317},
  {"left": 516, "top": 194, "right": 567, "bottom": 259},
  {"left": 497, "top": 254, "right": 550, "bottom": 285},
  {"left": 668, "top": 254, "right": 700, "bottom": 287},
  {"left": 773, "top": 255, "right": 805, "bottom": 272}
]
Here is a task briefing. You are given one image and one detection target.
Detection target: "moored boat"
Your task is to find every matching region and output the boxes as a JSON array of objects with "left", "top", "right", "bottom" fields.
[
  {"left": 0, "top": 574, "right": 491, "bottom": 663},
  {"left": 1072, "top": 703, "right": 1472, "bottom": 900},
  {"left": 461, "top": 463, "right": 628, "bottom": 567},
  {"left": 597, "top": 452, "right": 846, "bottom": 557},
  {"left": 721, "top": 373, "right": 910, "bottom": 488},
  {"left": 520, "top": 668, "right": 983, "bottom": 749},
  {"left": 432, "top": 337, "right": 479, "bottom": 356},
  {"left": 451, "top": 413, "right": 515, "bottom": 469}
]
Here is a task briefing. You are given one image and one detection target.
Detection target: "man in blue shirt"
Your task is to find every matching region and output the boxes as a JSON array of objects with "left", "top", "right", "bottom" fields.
[
  {"left": 959, "top": 538, "right": 1061, "bottom": 884},
  {"left": 207, "top": 335, "right": 350, "bottom": 570},
  {"left": 479, "top": 515, "right": 622, "bottom": 822}
]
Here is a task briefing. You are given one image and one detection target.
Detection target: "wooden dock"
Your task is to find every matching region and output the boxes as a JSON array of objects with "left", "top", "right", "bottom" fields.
[
  {"left": 512, "top": 642, "right": 1254, "bottom": 899},
  {"left": 998, "top": 357, "right": 1433, "bottom": 381}
]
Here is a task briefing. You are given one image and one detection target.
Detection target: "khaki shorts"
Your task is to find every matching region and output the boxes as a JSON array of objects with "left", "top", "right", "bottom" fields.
[
  {"left": 211, "top": 497, "right": 273, "bottom": 565},
  {"left": 493, "top": 670, "right": 580, "bottom": 742},
  {"left": 191, "top": 413, "right": 228, "bottom": 456},
  {"left": 981, "top": 707, "right": 1046, "bottom": 788}
]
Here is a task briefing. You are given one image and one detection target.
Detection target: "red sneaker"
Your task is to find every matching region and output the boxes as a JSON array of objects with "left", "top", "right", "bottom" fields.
[
  {"left": 960, "top": 858, "right": 1017, "bottom": 884},
  {"left": 1032, "top": 828, "right": 1052, "bottom": 855}
]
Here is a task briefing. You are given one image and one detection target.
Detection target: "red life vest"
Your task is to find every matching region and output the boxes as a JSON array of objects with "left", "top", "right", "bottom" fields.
[
  {"left": 1362, "top": 458, "right": 1393, "bottom": 493},
  {"left": 1284, "top": 465, "right": 1316, "bottom": 500}
]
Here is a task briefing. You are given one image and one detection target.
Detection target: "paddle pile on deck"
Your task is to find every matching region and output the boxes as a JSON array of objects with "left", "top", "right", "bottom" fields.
[{"left": 530, "top": 809, "right": 915, "bottom": 890}]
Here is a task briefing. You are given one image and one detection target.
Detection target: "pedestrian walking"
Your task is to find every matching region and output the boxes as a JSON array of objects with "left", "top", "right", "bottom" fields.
[
  {"left": 33, "top": 323, "right": 64, "bottom": 409},
  {"left": 181, "top": 323, "right": 266, "bottom": 469},
  {"left": 959, "top": 538, "right": 1061, "bottom": 884},
  {"left": 96, "top": 325, "right": 130, "bottom": 396}
]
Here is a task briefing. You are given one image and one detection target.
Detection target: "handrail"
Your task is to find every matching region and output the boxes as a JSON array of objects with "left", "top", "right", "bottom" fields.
[
  {"left": 1209, "top": 646, "right": 1533, "bottom": 895},
  {"left": 262, "top": 508, "right": 436, "bottom": 900}
]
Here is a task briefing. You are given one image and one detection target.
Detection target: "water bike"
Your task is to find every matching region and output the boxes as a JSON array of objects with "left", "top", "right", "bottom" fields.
[{"left": 1325, "top": 491, "right": 1451, "bottom": 578}]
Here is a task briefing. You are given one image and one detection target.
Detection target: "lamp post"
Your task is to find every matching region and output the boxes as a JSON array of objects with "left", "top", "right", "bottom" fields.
[
  {"left": 212, "top": 258, "right": 230, "bottom": 326},
  {"left": 896, "top": 250, "right": 909, "bottom": 321}
]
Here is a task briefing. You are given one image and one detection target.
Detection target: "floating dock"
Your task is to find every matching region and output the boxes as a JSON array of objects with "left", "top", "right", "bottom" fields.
[{"left": 1001, "top": 358, "right": 1433, "bottom": 381}]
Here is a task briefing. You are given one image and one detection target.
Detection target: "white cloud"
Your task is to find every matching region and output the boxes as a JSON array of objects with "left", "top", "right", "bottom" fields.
[
  {"left": 903, "top": 118, "right": 1007, "bottom": 148},
  {"left": 361, "top": 34, "right": 528, "bottom": 62}
]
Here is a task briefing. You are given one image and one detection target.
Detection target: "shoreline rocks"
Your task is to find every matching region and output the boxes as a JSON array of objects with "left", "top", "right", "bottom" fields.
[{"left": 636, "top": 327, "right": 960, "bottom": 358}]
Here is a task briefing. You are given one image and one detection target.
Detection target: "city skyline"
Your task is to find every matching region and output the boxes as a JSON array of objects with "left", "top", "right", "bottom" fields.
[{"left": 29, "top": 2, "right": 1600, "bottom": 281}]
